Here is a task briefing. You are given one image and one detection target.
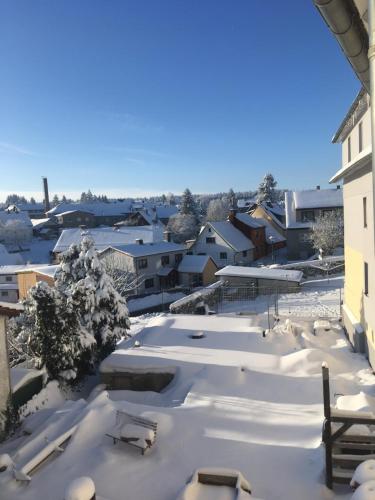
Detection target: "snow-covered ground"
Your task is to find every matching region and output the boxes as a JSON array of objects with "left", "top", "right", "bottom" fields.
[
  {"left": 219, "top": 276, "right": 343, "bottom": 319},
  {"left": 1, "top": 305, "right": 374, "bottom": 500}
]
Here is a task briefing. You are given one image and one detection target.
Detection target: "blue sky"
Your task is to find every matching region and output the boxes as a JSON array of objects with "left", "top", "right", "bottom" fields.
[{"left": 0, "top": 0, "right": 360, "bottom": 201}]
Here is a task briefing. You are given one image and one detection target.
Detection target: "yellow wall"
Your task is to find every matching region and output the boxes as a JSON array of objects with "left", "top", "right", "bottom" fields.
[
  {"left": 344, "top": 245, "right": 364, "bottom": 323},
  {"left": 17, "top": 272, "right": 55, "bottom": 300}
]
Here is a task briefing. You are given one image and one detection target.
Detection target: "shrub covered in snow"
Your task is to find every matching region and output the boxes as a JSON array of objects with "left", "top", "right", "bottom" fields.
[{"left": 311, "top": 210, "right": 344, "bottom": 256}]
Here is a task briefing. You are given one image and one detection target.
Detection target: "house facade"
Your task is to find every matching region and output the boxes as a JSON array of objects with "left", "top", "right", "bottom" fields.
[
  {"left": 100, "top": 241, "right": 186, "bottom": 295},
  {"left": 249, "top": 202, "right": 286, "bottom": 237},
  {"left": 192, "top": 221, "right": 255, "bottom": 268},
  {"left": 178, "top": 255, "right": 218, "bottom": 287},
  {"left": 55, "top": 210, "right": 97, "bottom": 228},
  {"left": 285, "top": 188, "right": 343, "bottom": 260}
]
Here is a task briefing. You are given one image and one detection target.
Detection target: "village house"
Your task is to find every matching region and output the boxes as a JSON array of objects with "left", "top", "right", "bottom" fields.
[
  {"left": 52, "top": 225, "right": 164, "bottom": 260},
  {"left": 100, "top": 240, "right": 186, "bottom": 294},
  {"left": 17, "top": 265, "right": 59, "bottom": 300},
  {"left": 47, "top": 200, "right": 133, "bottom": 227},
  {"left": 249, "top": 202, "right": 286, "bottom": 236},
  {"left": 191, "top": 220, "right": 255, "bottom": 268},
  {"left": 285, "top": 188, "right": 343, "bottom": 260},
  {"left": 177, "top": 254, "right": 218, "bottom": 288},
  {"left": 55, "top": 210, "right": 97, "bottom": 228}
]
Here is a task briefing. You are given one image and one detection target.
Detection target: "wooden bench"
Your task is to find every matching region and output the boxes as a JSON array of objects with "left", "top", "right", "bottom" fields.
[{"left": 106, "top": 410, "right": 157, "bottom": 455}]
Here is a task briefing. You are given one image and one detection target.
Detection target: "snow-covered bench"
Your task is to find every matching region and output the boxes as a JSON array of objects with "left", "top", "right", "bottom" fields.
[{"left": 106, "top": 410, "right": 157, "bottom": 455}]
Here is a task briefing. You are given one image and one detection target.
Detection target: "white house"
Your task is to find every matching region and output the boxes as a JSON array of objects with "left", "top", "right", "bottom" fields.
[
  {"left": 192, "top": 221, "right": 255, "bottom": 268},
  {"left": 285, "top": 188, "right": 343, "bottom": 260},
  {"left": 53, "top": 225, "right": 164, "bottom": 258},
  {"left": 100, "top": 241, "right": 186, "bottom": 294}
]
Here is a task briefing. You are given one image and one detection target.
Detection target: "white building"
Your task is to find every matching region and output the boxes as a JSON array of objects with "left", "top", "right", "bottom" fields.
[
  {"left": 53, "top": 225, "right": 164, "bottom": 258},
  {"left": 192, "top": 221, "right": 255, "bottom": 268},
  {"left": 100, "top": 241, "right": 186, "bottom": 294}
]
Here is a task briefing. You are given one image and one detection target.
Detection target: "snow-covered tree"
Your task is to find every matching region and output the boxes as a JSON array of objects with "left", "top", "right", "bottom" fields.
[
  {"left": 9, "top": 281, "right": 93, "bottom": 382},
  {"left": 180, "top": 188, "right": 199, "bottom": 220},
  {"left": 56, "top": 237, "right": 130, "bottom": 359},
  {"left": 167, "top": 192, "right": 176, "bottom": 206},
  {"left": 52, "top": 194, "right": 60, "bottom": 207},
  {"left": 167, "top": 213, "right": 198, "bottom": 243},
  {"left": 257, "top": 174, "right": 278, "bottom": 203},
  {"left": 228, "top": 188, "right": 237, "bottom": 209},
  {"left": 311, "top": 210, "right": 344, "bottom": 256},
  {"left": 206, "top": 198, "right": 230, "bottom": 222}
]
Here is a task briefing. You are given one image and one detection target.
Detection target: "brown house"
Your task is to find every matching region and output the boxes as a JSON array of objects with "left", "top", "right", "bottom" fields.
[
  {"left": 228, "top": 210, "right": 267, "bottom": 259},
  {"left": 17, "top": 266, "right": 58, "bottom": 300},
  {"left": 56, "top": 210, "right": 96, "bottom": 228}
]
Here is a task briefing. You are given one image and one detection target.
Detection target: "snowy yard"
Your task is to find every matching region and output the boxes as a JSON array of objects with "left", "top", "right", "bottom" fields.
[{"left": 1, "top": 308, "right": 374, "bottom": 500}]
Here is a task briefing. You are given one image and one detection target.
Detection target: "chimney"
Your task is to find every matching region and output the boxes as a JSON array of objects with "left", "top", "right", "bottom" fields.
[
  {"left": 42, "top": 177, "right": 50, "bottom": 212},
  {"left": 316, "top": 185, "right": 320, "bottom": 190},
  {"left": 336, "top": 185, "right": 341, "bottom": 189},
  {"left": 135, "top": 238, "right": 143, "bottom": 245},
  {"left": 163, "top": 230, "right": 172, "bottom": 242},
  {"left": 228, "top": 207, "right": 237, "bottom": 223}
]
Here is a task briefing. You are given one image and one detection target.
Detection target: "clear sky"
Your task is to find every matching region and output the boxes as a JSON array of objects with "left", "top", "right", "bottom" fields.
[{"left": 0, "top": 0, "right": 360, "bottom": 201}]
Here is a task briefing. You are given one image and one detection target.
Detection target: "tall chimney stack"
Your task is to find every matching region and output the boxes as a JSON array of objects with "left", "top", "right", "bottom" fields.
[{"left": 42, "top": 177, "right": 50, "bottom": 213}]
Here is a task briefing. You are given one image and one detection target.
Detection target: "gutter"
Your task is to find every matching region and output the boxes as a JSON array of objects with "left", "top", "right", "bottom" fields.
[{"left": 313, "top": 0, "right": 370, "bottom": 92}]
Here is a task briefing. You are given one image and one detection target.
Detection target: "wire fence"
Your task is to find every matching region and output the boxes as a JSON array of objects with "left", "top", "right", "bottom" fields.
[{"left": 210, "top": 281, "right": 343, "bottom": 320}]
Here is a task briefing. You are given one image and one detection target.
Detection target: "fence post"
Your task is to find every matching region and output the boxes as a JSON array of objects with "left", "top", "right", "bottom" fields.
[{"left": 322, "top": 363, "right": 333, "bottom": 489}]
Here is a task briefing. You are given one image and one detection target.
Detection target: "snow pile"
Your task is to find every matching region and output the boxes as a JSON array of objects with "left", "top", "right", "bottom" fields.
[
  {"left": 352, "top": 480, "right": 375, "bottom": 500},
  {"left": 19, "top": 381, "right": 66, "bottom": 419},
  {"left": 351, "top": 460, "right": 375, "bottom": 488},
  {"left": 64, "top": 476, "right": 96, "bottom": 500}
]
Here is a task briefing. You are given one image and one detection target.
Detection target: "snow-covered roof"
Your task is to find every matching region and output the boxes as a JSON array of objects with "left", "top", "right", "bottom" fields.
[
  {"left": 28, "top": 265, "right": 59, "bottom": 278},
  {"left": 0, "top": 210, "right": 32, "bottom": 227},
  {"left": 266, "top": 203, "right": 285, "bottom": 217},
  {"left": 13, "top": 202, "right": 45, "bottom": 212},
  {"left": 293, "top": 189, "right": 343, "bottom": 210},
  {"left": 0, "top": 244, "right": 25, "bottom": 266},
  {"left": 178, "top": 254, "right": 214, "bottom": 273},
  {"left": 0, "top": 264, "right": 50, "bottom": 275},
  {"left": 47, "top": 201, "right": 132, "bottom": 217},
  {"left": 107, "top": 241, "right": 185, "bottom": 258},
  {"left": 208, "top": 221, "right": 254, "bottom": 252},
  {"left": 31, "top": 218, "right": 52, "bottom": 227},
  {"left": 53, "top": 226, "right": 164, "bottom": 253},
  {"left": 256, "top": 218, "right": 286, "bottom": 244},
  {"left": 237, "top": 198, "right": 256, "bottom": 209},
  {"left": 55, "top": 210, "right": 95, "bottom": 217},
  {"left": 215, "top": 265, "right": 303, "bottom": 282},
  {"left": 285, "top": 189, "right": 343, "bottom": 230},
  {"left": 235, "top": 213, "right": 264, "bottom": 229}
]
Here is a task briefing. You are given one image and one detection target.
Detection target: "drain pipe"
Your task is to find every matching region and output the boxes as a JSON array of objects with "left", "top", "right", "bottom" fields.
[{"left": 370, "top": 0, "right": 375, "bottom": 253}]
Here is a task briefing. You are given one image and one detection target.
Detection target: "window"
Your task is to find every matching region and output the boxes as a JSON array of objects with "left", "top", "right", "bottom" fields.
[
  {"left": 299, "top": 232, "right": 311, "bottom": 244},
  {"left": 301, "top": 210, "right": 315, "bottom": 222},
  {"left": 363, "top": 197, "right": 367, "bottom": 228},
  {"left": 219, "top": 252, "right": 227, "bottom": 260},
  {"left": 145, "top": 278, "right": 154, "bottom": 289},
  {"left": 138, "top": 258, "right": 148, "bottom": 269},
  {"left": 175, "top": 253, "right": 183, "bottom": 264},
  {"left": 76, "top": 216, "right": 81, "bottom": 222},
  {"left": 365, "top": 262, "right": 369, "bottom": 296},
  {"left": 348, "top": 136, "right": 351, "bottom": 163},
  {"left": 359, "top": 122, "right": 363, "bottom": 153},
  {"left": 5, "top": 276, "right": 12, "bottom": 282},
  {"left": 161, "top": 255, "right": 170, "bottom": 266},
  {"left": 242, "top": 250, "right": 247, "bottom": 257},
  {"left": 197, "top": 252, "right": 206, "bottom": 255},
  {"left": 206, "top": 237, "right": 216, "bottom": 244},
  {"left": 1, "top": 291, "right": 8, "bottom": 297}
]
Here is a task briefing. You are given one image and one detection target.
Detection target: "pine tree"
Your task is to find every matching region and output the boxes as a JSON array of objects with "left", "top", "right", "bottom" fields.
[
  {"left": 180, "top": 188, "right": 198, "bottom": 220},
  {"left": 257, "top": 174, "right": 277, "bottom": 204},
  {"left": 56, "top": 237, "right": 130, "bottom": 359},
  {"left": 52, "top": 194, "right": 60, "bottom": 207},
  {"left": 25, "top": 282, "right": 91, "bottom": 381},
  {"left": 228, "top": 188, "right": 237, "bottom": 209},
  {"left": 30, "top": 197, "right": 36, "bottom": 205},
  {"left": 62, "top": 194, "right": 67, "bottom": 203}
]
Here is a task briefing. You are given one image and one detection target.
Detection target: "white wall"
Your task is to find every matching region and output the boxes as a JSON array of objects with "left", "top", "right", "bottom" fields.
[
  {"left": 342, "top": 107, "right": 371, "bottom": 167},
  {"left": 193, "top": 225, "right": 253, "bottom": 267}
]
